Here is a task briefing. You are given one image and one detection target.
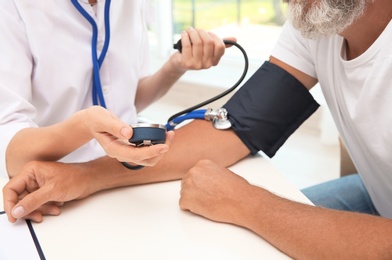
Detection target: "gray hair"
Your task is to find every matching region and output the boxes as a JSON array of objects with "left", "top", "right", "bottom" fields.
[{"left": 287, "top": 0, "right": 368, "bottom": 39}]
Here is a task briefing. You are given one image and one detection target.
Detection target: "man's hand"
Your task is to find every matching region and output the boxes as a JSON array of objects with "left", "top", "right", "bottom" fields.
[
  {"left": 179, "top": 159, "right": 251, "bottom": 225},
  {"left": 3, "top": 161, "right": 95, "bottom": 223},
  {"left": 3, "top": 123, "right": 174, "bottom": 223}
]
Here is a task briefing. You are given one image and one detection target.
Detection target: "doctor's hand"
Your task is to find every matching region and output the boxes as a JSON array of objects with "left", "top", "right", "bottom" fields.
[
  {"left": 179, "top": 159, "right": 252, "bottom": 225},
  {"left": 80, "top": 106, "right": 172, "bottom": 167},
  {"left": 170, "top": 28, "right": 236, "bottom": 72},
  {"left": 2, "top": 161, "right": 93, "bottom": 223}
]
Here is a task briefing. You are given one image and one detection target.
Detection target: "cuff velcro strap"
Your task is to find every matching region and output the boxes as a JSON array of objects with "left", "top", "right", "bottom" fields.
[{"left": 223, "top": 61, "right": 319, "bottom": 157}]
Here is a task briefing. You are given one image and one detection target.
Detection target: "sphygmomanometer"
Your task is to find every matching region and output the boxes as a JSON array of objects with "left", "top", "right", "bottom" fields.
[
  {"left": 72, "top": 0, "right": 319, "bottom": 170},
  {"left": 123, "top": 49, "right": 320, "bottom": 170},
  {"left": 122, "top": 38, "right": 249, "bottom": 170},
  {"left": 71, "top": 0, "right": 249, "bottom": 170}
]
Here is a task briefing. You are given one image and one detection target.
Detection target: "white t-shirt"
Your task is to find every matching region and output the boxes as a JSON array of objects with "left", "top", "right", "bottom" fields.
[
  {"left": 271, "top": 21, "right": 392, "bottom": 218},
  {"left": 0, "top": 0, "right": 151, "bottom": 176}
]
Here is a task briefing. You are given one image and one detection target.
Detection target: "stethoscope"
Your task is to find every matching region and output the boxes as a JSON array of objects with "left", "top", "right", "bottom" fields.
[
  {"left": 71, "top": 0, "right": 249, "bottom": 131},
  {"left": 71, "top": 0, "right": 111, "bottom": 108}
]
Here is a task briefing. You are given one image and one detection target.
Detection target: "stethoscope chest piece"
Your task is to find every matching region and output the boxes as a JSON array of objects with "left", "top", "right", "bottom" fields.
[
  {"left": 204, "top": 108, "right": 232, "bottom": 130},
  {"left": 212, "top": 117, "right": 232, "bottom": 130}
]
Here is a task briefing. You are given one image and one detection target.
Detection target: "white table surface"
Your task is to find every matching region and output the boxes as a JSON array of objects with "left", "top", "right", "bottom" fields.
[{"left": 0, "top": 154, "right": 312, "bottom": 260}]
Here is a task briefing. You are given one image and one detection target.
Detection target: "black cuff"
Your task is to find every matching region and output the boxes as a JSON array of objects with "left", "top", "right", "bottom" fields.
[{"left": 223, "top": 61, "right": 320, "bottom": 157}]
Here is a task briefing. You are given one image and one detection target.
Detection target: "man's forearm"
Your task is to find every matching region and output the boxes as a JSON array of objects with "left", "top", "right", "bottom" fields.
[
  {"left": 239, "top": 186, "right": 392, "bottom": 259},
  {"left": 89, "top": 120, "right": 250, "bottom": 193}
]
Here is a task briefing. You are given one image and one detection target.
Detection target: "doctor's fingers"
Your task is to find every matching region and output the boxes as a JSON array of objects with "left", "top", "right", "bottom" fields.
[
  {"left": 207, "top": 32, "right": 229, "bottom": 66},
  {"left": 102, "top": 140, "right": 169, "bottom": 165},
  {"left": 131, "top": 151, "right": 167, "bottom": 167},
  {"left": 186, "top": 29, "right": 230, "bottom": 68},
  {"left": 180, "top": 28, "right": 214, "bottom": 69},
  {"left": 195, "top": 29, "right": 216, "bottom": 68},
  {"left": 97, "top": 130, "right": 173, "bottom": 163},
  {"left": 83, "top": 106, "right": 133, "bottom": 140}
]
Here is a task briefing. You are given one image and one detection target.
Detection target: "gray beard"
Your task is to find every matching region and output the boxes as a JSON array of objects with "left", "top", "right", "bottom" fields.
[{"left": 287, "top": 0, "right": 367, "bottom": 39}]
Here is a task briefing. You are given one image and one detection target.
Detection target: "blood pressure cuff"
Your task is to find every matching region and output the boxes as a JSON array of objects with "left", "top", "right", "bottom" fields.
[{"left": 223, "top": 61, "right": 320, "bottom": 157}]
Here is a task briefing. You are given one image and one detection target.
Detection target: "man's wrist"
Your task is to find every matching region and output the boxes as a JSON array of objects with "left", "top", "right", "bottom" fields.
[{"left": 79, "top": 156, "right": 138, "bottom": 194}]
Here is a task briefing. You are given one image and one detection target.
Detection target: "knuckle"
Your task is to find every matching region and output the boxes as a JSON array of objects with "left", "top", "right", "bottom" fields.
[
  {"left": 24, "top": 160, "right": 41, "bottom": 172},
  {"left": 192, "top": 62, "right": 203, "bottom": 70},
  {"left": 185, "top": 61, "right": 195, "bottom": 69},
  {"left": 193, "top": 41, "right": 202, "bottom": 49},
  {"left": 203, "top": 61, "right": 212, "bottom": 69},
  {"left": 203, "top": 38, "right": 213, "bottom": 46}
]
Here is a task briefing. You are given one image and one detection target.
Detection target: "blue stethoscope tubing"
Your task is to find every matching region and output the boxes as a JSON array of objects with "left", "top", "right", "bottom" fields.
[
  {"left": 71, "top": 0, "right": 112, "bottom": 108},
  {"left": 165, "top": 109, "right": 206, "bottom": 130}
]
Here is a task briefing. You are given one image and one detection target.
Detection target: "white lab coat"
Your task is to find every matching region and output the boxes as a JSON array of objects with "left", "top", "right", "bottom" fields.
[{"left": 0, "top": 0, "right": 151, "bottom": 176}]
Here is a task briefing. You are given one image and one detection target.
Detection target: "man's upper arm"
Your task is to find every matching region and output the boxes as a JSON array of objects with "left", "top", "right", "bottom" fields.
[{"left": 269, "top": 56, "right": 318, "bottom": 90}]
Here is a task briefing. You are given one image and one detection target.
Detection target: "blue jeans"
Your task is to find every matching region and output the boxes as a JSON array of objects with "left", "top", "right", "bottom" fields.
[{"left": 301, "top": 174, "right": 379, "bottom": 216}]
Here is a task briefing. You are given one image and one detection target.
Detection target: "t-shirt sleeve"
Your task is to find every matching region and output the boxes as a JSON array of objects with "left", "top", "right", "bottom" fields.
[{"left": 271, "top": 21, "right": 317, "bottom": 79}]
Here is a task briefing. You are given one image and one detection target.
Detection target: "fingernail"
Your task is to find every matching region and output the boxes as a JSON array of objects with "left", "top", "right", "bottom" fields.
[
  {"left": 12, "top": 206, "right": 25, "bottom": 218},
  {"left": 121, "top": 127, "right": 131, "bottom": 138}
]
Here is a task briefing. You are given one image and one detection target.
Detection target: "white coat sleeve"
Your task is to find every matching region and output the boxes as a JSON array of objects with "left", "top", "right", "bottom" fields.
[{"left": 0, "top": 0, "right": 37, "bottom": 177}]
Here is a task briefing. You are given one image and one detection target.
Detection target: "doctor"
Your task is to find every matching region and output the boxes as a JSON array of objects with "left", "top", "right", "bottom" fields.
[{"left": 0, "top": 0, "right": 230, "bottom": 220}]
